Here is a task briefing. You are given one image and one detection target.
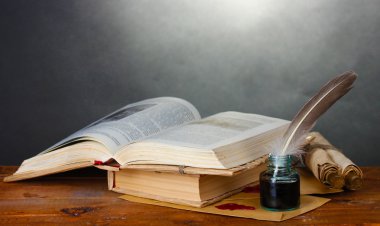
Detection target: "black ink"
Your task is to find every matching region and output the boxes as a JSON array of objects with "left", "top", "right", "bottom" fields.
[{"left": 260, "top": 175, "right": 300, "bottom": 211}]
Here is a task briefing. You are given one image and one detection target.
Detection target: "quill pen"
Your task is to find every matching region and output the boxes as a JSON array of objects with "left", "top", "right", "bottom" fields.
[{"left": 275, "top": 71, "right": 357, "bottom": 156}]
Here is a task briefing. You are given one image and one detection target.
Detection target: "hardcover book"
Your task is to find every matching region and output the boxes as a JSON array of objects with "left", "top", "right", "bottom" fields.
[
  {"left": 5, "top": 97, "right": 289, "bottom": 182},
  {"left": 108, "top": 156, "right": 267, "bottom": 207}
]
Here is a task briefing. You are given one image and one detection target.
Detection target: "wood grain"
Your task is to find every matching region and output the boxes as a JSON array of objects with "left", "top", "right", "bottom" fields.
[{"left": 1, "top": 166, "right": 379, "bottom": 225}]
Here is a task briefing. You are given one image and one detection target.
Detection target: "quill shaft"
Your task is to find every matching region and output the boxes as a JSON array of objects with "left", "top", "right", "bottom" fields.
[{"left": 280, "top": 71, "right": 357, "bottom": 155}]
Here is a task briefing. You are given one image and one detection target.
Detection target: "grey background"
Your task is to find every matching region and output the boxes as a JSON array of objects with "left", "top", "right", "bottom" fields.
[{"left": 1, "top": 0, "right": 379, "bottom": 166}]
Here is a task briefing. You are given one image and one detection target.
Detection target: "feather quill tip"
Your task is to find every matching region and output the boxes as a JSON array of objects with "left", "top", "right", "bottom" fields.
[{"left": 275, "top": 71, "right": 357, "bottom": 157}]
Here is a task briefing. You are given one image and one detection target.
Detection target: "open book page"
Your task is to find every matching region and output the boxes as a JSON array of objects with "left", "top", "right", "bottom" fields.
[
  {"left": 40, "top": 97, "right": 200, "bottom": 155},
  {"left": 143, "top": 112, "right": 289, "bottom": 150}
]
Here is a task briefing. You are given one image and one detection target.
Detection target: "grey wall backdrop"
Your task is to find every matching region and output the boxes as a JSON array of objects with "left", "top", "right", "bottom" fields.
[{"left": 1, "top": 0, "right": 379, "bottom": 165}]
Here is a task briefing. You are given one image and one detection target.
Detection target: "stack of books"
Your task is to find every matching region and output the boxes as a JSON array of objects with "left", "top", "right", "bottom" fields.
[{"left": 4, "top": 97, "right": 289, "bottom": 207}]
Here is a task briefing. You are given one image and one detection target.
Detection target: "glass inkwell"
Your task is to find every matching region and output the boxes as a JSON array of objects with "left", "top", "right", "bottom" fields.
[{"left": 260, "top": 154, "right": 300, "bottom": 211}]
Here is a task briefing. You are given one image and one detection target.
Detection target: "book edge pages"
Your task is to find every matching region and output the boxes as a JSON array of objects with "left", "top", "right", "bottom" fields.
[
  {"left": 112, "top": 181, "right": 259, "bottom": 208},
  {"left": 108, "top": 171, "right": 115, "bottom": 190},
  {"left": 94, "top": 165, "right": 120, "bottom": 171},
  {"left": 119, "top": 154, "right": 268, "bottom": 176},
  {"left": 3, "top": 161, "right": 94, "bottom": 182}
]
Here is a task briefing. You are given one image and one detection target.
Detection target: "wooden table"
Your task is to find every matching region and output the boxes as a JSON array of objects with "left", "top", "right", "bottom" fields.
[{"left": 1, "top": 166, "right": 379, "bottom": 225}]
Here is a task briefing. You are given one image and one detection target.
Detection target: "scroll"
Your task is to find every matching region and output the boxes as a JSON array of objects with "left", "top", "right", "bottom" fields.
[{"left": 304, "top": 132, "right": 363, "bottom": 190}]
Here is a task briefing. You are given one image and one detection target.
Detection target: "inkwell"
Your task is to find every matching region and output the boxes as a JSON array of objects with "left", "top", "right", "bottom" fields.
[{"left": 260, "top": 71, "right": 357, "bottom": 211}]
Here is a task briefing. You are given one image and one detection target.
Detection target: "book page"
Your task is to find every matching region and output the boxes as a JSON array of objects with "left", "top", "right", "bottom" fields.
[
  {"left": 143, "top": 112, "right": 289, "bottom": 150},
  {"left": 40, "top": 97, "right": 200, "bottom": 155}
]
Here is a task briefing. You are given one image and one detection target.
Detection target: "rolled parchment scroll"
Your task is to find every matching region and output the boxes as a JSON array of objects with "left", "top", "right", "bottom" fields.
[
  {"left": 305, "top": 132, "right": 363, "bottom": 190},
  {"left": 304, "top": 143, "right": 344, "bottom": 189}
]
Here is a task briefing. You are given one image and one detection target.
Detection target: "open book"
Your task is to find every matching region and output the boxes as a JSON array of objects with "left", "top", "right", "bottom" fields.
[{"left": 5, "top": 97, "right": 289, "bottom": 182}]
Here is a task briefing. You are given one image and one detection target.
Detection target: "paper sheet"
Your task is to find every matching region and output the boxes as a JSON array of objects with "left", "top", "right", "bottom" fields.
[{"left": 120, "top": 192, "right": 329, "bottom": 221}]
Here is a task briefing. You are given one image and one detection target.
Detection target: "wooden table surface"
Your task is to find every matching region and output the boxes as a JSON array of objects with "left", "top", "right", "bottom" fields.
[{"left": 1, "top": 166, "right": 379, "bottom": 225}]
